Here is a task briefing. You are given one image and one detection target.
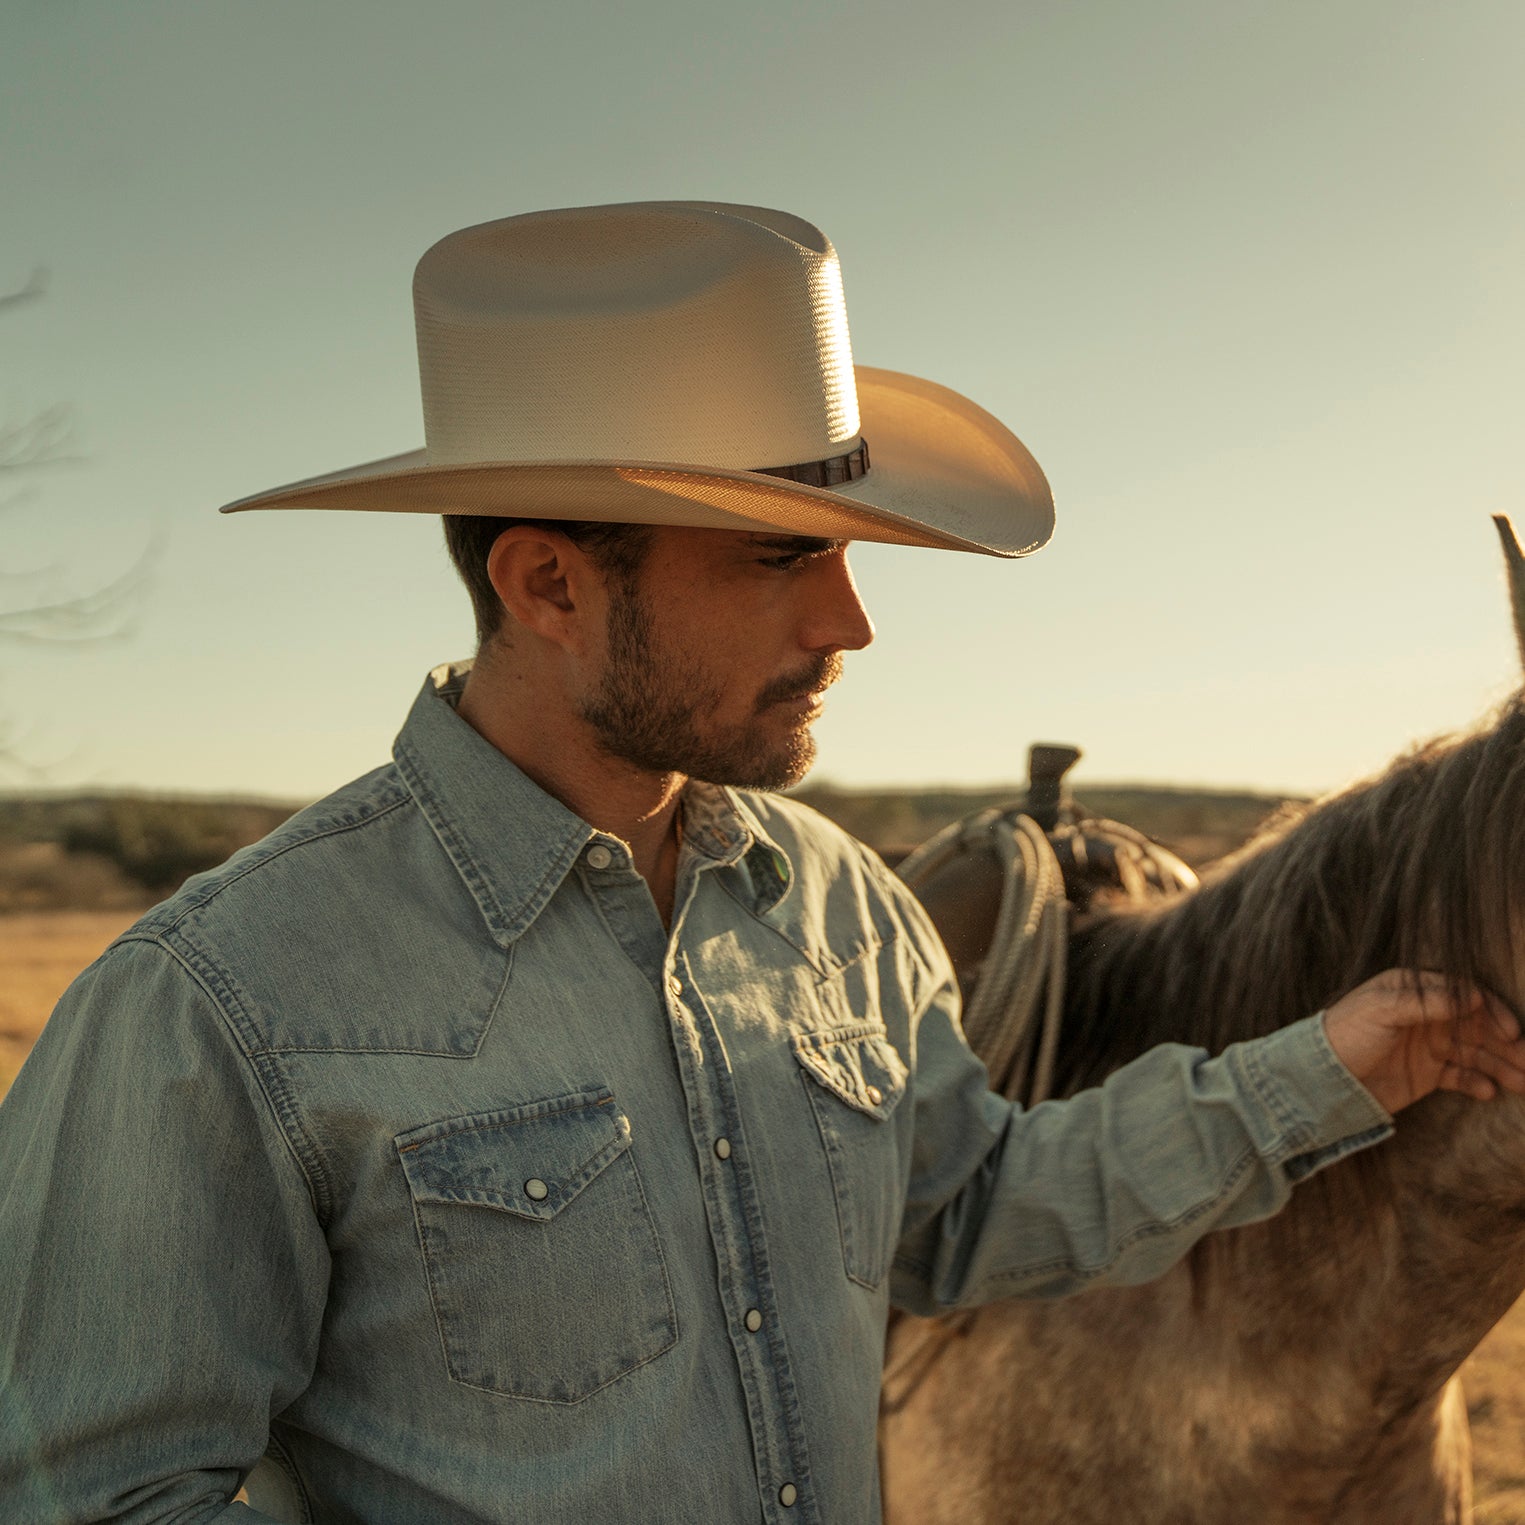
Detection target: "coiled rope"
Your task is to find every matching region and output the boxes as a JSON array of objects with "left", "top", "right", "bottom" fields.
[
  {"left": 882, "top": 810, "right": 1071, "bottom": 1409},
  {"left": 895, "top": 809, "right": 1070, "bottom": 1108}
]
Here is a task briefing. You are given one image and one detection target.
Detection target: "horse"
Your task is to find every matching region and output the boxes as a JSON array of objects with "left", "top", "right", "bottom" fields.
[{"left": 878, "top": 518, "right": 1525, "bottom": 1524}]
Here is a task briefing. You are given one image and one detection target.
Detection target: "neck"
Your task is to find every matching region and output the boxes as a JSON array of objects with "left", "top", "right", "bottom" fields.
[
  {"left": 1067, "top": 865, "right": 1525, "bottom": 1322},
  {"left": 455, "top": 648, "right": 686, "bottom": 924},
  {"left": 1057, "top": 821, "right": 1525, "bottom": 1432}
]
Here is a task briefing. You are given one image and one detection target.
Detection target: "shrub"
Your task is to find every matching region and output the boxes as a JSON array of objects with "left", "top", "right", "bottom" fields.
[{"left": 57, "top": 797, "right": 295, "bottom": 894}]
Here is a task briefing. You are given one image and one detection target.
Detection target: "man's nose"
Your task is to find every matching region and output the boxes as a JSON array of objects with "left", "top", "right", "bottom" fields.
[{"left": 807, "top": 551, "right": 876, "bottom": 653}]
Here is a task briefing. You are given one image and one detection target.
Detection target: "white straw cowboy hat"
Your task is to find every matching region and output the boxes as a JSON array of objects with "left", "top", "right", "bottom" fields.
[{"left": 221, "top": 201, "right": 1054, "bottom": 558}]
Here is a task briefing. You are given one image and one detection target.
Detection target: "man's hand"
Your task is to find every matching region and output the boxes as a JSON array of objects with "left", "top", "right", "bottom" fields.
[{"left": 1323, "top": 970, "right": 1525, "bottom": 1115}]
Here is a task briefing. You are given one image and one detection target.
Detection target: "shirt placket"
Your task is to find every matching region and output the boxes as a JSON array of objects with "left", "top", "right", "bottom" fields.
[{"left": 665, "top": 862, "right": 820, "bottom": 1525}]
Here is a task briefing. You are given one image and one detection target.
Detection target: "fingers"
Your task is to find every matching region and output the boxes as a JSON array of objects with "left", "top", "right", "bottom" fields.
[
  {"left": 1423, "top": 993, "right": 1525, "bottom": 1102},
  {"left": 1489, "top": 995, "right": 1523, "bottom": 1043},
  {"left": 1426, "top": 1005, "right": 1525, "bottom": 1078},
  {"left": 1363, "top": 971, "right": 1514, "bottom": 1035},
  {"left": 1377, "top": 972, "right": 1483, "bottom": 1023},
  {"left": 1325, "top": 970, "right": 1525, "bottom": 1113},
  {"left": 1437, "top": 1063, "right": 1498, "bottom": 1102},
  {"left": 1445, "top": 1037, "right": 1525, "bottom": 1095},
  {"left": 1375, "top": 969, "right": 1457, "bottom": 992}
]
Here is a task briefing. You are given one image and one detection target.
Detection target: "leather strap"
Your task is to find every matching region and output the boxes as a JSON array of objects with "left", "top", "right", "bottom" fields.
[{"left": 751, "top": 439, "right": 869, "bottom": 488}]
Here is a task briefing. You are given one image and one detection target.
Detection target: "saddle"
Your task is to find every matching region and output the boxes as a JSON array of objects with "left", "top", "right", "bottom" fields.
[{"left": 895, "top": 743, "right": 1196, "bottom": 1109}]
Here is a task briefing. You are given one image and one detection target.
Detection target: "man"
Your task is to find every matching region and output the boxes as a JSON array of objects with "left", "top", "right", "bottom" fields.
[{"left": 2, "top": 202, "right": 1522, "bottom": 1524}]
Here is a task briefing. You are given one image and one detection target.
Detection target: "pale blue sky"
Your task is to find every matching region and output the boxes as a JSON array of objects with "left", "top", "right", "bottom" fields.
[{"left": 4, "top": 0, "right": 1522, "bottom": 800}]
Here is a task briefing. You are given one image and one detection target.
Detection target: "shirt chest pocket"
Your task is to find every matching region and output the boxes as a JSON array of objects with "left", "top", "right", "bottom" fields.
[
  {"left": 395, "top": 1089, "right": 677, "bottom": 1404},
  {"left": 792, "top": 1024, "right": 909, "bottom": 1289}
]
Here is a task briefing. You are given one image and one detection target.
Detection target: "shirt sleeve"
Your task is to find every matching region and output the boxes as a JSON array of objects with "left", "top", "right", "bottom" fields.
[
  {"left": 889, "top": 970, "right": 1394, "bottom": 1315},
  {"left": 0, "top": 936, "right": 331, "bottom": 1522}
]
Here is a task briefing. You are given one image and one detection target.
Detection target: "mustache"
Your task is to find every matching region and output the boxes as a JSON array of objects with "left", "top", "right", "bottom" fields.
[{"left": 755, "top": 653, "right": 844, "bottom": 712}]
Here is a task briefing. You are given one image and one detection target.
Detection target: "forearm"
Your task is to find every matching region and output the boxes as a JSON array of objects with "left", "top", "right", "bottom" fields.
[{"left": 891, "top": 1012, "right": 1392, "bottom": 1314}]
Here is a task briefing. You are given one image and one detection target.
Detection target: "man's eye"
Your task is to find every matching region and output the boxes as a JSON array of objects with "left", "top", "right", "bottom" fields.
[{"left": 760, "top": 552, "right": 808, "bottom": 571}]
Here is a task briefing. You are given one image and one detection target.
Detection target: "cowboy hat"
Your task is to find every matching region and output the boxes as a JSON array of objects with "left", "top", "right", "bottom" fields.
[{"left": 220, "top": 201, "right": 1054, "bottom": 558}]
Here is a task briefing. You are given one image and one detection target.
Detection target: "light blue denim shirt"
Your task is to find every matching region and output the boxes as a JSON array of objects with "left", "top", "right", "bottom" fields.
[{"left": 0, "top": 663, "right": 1392, "bottom": 1524}]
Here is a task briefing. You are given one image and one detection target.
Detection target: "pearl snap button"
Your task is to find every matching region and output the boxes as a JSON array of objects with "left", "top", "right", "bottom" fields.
[
  {"left": 865, "top": 1084, "right": 883, "bottom": 1106},
  {"left": 667, "top": 974, "right": 682, "bottom": 997},
  {"left": 714, "top": 1137, "right": 732, "bottom": 1160},
  {"left": 585, "top": 844, "right": 613, "bottom": 870},
  {"left": 524, "top": 1178, "right": 549, "bottom": 1201},
  {"left": 779, "top": 1483, "right": 798, "bottom": 1507},
  {"left": 744, "top": 1308, "right": 763, "bottom": 1332}
]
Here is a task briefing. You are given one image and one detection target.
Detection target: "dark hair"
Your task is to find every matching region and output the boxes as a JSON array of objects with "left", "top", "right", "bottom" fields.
[{"left": 441, "top": 514, "right": 652, "bottom": 646}]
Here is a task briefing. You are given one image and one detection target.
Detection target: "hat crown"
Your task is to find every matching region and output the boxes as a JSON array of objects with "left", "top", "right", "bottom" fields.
[{"left": 412, "top": 202, "right": 861, "bottom": 471}]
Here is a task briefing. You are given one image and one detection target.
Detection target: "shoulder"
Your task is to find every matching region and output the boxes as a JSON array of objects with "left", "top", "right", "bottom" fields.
[
  {"left": 129, "top": 763, "right": 415, "bottom": 943},
  {"left": 114, "top": 763, "right": 493, "bottom": 1054},
  {"left": 117, "top": 765, "right": 412, "bottom": 953}
]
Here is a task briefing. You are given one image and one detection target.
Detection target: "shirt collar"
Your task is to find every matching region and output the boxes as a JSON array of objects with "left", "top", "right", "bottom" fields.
[
  {"left": 392, "top": 662, "right": 795, "bottom": 943},
  {"left": 694, "top": 784, "right": 795, "bottom": 915}
]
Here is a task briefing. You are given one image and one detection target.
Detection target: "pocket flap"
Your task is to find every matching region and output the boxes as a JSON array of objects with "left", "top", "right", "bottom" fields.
[
  {"left": 396, "top": 1088, "right": 631, "bottom": 1221},
  {"left": 791, "top": 1025, "right": 908, "bottom": 1120}
]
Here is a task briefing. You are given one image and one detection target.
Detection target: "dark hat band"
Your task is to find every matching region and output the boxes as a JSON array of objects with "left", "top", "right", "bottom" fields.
[{"left": 751, "top": 439, "right": 869, "bottom": 489}]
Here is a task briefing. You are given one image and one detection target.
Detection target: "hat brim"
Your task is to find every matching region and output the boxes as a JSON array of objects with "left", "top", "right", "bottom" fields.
[{"left": 218, "top": 367, "right": 1054, "bottom": 559}]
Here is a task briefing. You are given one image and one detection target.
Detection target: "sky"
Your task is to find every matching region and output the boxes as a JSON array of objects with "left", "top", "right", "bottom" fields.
[{"left": 3, "top": 0, "right": 1523, "bottom": 803}]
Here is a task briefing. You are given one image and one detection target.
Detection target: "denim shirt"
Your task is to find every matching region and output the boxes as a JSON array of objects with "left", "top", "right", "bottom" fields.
[{"left": 0, "top": 663, "right": 1392, "bottom": 1524}]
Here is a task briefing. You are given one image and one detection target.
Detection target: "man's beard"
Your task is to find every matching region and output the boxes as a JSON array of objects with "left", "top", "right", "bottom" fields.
[{"left": 579, "top": 587, "right": 840, "bottom": 790}]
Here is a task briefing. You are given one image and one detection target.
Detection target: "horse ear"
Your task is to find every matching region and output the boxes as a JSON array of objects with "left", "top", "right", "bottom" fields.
[{"left": 1495, "top": 515, "right": 1525, "bottom": 675}]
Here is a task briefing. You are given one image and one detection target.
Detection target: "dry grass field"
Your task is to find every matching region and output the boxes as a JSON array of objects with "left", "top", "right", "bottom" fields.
[{"left": 4, "top": 909, "right": 1525, "bottom": 1519}]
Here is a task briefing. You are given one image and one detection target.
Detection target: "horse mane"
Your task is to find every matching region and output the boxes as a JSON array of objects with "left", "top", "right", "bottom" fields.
[{"left": 1053, "top": 690, "right": 1525, "bottom": 1100}]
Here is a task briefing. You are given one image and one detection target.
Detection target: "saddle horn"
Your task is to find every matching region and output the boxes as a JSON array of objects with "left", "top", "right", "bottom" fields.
[
  {"left": 1025, "top": 743, "right": 1083, "bottom": 832},
  {"left": 1494, "top": 514, "right": 1525, "bottom": 674}
]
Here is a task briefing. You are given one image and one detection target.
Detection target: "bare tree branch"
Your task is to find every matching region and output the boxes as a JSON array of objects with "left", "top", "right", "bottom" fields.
[
  {"left": 0, "top": 267, "right": 48, "bottom": 313},
  {"left": 0, "top": 404, "right": 82, "bottom": 475},
  {"left": 1, "top": 265, "right": 152, "bottom": 774},
  {"left": 0, "top": 549, "right": 154, "bottom": 647},
  {"left": 1, "top": 280, "right": 82, "bottom": 517}
]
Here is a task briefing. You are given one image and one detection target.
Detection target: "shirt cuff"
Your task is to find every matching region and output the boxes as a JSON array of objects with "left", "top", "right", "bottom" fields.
[{"left": 1224, "top": 1013, "right": 1394, "bottom": 1182}]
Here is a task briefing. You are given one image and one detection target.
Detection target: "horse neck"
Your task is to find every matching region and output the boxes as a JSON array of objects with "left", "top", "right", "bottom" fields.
[
  {"left": 1169, "top": 1087, "right": 1525, "bottom": 1459},
  {"left": 1058, "top": 819, "right": 1525, "bottom": 1399},
  {"left": 1377, "top": 1089, "right": 1525, "bottom": 1358}
]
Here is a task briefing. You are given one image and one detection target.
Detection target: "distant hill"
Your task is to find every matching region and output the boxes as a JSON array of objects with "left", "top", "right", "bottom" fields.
[
  {"left": 791, "top": 782, "right": 1298, "bottom": 870},
  {"left": 0, "top": 782, "right": 1300, "bottom": 912},
  {"left": 0, "top": 793, "right": 300, "bottom": 912}
]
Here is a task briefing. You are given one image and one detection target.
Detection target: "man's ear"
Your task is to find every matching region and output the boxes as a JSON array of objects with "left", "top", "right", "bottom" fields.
[{"left": 485, "top": 527, "right": 600, "bottom": 651}]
